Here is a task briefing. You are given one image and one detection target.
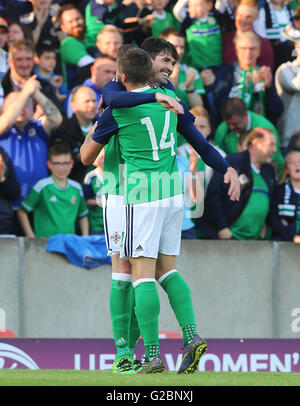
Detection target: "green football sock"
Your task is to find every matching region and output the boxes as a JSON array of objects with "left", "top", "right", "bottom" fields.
[
  {"left": 134, "top": 280, "right": 160, "bottom": 361},
  {"left": 158, "top": 270, "right": 197, "bottom": 346},
  {"left": 128, "top": 285, "right": 141, "bottom": 356},
  {"left": 110, "top": 276, "right": 132, "bottom": 361}
]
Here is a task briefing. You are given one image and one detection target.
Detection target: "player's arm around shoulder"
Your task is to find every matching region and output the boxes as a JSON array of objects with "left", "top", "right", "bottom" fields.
[
  {"left": 80, "top": 121, "right": 102, "bottom": 166},
  {"left": 80, "top": 107, "right": 117, "bottom": 166},
  {"left": 154, "top": 91, "right": 184, "bottom": 115}
]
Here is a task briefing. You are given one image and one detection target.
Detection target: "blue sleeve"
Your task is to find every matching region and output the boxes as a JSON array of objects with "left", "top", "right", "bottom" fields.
[
  {"left": 102, "top": 80, "right": 156, "bottom": 108},
  {"left": 92, "top": 107, "right": 118, "bottom": 145},
  {"left": 83, "top": 183, "right": 95, "bottom": 200},
  {"left": 90, "top": 1, "right": 106, "bottom": 19},
  {"left": 177, "top": 102, "right": 230, "bottom": 175}
]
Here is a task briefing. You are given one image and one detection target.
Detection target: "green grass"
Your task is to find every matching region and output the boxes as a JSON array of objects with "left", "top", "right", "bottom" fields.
[{"left": 0, "top": 370, "right": 299, "bottom": 386}]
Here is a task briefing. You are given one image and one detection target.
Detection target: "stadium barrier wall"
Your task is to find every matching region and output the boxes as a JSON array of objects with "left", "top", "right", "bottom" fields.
[{"left": 0, "top": 238, "right": 300, "bottom": 339}]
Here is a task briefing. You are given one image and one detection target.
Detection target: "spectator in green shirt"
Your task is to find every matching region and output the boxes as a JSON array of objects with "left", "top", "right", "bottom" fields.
[
  {"left": 214, "top": 97, "right": 284, "bottom": 175},
  {"left": 196, "top": 127, "right": 277, "bottom": 240},
  {"left": 17, "top": 142, "right": 89, "bottom": 238},
  {"left": 57, "top": 4, "right": 95, "bottom": 90}
]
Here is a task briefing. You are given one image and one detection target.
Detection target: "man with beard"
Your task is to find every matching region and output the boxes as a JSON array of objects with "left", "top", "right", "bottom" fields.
[{"left": 58, "top": 4, "right": 95, "bottom": 90}]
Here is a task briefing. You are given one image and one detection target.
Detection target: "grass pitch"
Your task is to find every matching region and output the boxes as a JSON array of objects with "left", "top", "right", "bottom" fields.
[{"left": 0, "top": 370, "right": 299, "bottom": 386}]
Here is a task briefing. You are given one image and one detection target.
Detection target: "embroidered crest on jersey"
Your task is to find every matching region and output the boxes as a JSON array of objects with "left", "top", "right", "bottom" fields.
[
  {"left": 111, "top": 231, "right": 121, "bottom": 243},
  {"left": 70, "top": 196, "right": 77, "bottom": 205},
  {"left": 29, "top": 128, "right": 36, "bottom": 137}
]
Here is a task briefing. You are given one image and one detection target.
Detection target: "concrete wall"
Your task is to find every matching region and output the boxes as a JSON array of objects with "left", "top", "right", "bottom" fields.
[{"left": 0, "top": 238, "right": 299, "bottom": 339}]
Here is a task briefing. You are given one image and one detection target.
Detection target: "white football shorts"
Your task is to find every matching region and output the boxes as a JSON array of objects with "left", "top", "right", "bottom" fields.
[
  {"left": 120, "top": 194, "right": 184, "bottom": 259},
  {"left": 102, "top": 194, "right": 124, "bottom": 256}
]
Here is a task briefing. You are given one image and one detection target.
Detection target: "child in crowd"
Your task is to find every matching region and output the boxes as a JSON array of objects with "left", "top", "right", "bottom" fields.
[
  {"left": 17, "top": 142, "right": 89, "bottom": 238},
  {"left": 253, "top": 0, "right": 295, "bottom": 69},
  {"left": 283, "top": 5, "right": 300, "bottom": 41},
  {"left": 34, "top": 43, "right": 68, "bottom": 103},
  {"left": 150, "top": 0, "right": 181, "bottom": 37},
  {"left": 83, "top": 149, "right": 105, "bottom": 235},
  {"left": 254, "top": 0, "right": 294, "bottom": 42},
  {"left": 173, "top": 0, "right": 223, "bottom": 71},
  {"left": 269, "top": 150, "right": 300, "bottom": 242}
]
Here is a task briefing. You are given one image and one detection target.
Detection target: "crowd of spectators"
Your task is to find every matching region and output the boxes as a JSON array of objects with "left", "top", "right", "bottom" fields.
[{"left": 0, "top": 0, "right": 300, "bottom": 243}]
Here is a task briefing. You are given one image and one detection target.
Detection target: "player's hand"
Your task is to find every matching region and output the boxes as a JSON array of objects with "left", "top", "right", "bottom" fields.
[
  {"left": 218, "top": 227, "right": 232, "bottom": 239},
  {"left": 224, "top": 167, "right": 240, "bottom": 201},
  {"left": 293, "top": 235, "right": 300, "bottom": 243},
  {"left": 155, "top": 93, "right": 184, "bottom": 115}
]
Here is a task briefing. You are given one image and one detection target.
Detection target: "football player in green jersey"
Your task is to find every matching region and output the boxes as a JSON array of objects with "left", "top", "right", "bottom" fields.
[{"left": 81, "top": 46, "right": 208, "bottom": 374}]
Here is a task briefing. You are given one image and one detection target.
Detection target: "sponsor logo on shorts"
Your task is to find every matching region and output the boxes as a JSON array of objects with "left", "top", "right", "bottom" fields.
[{"left": 135, "top": 245, "right": 144, "bottom": 252}]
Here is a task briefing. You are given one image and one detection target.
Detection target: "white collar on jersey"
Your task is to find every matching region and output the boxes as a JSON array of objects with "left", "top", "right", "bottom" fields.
[{"left": 131, "top": 85, "right": 152, "bottom": 92}]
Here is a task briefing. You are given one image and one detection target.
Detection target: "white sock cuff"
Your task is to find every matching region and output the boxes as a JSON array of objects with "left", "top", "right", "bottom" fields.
[
  {"left": 112, "top": 273, "right": 132, "bottom": 282},
  {"left": 133, "top": 278, "right": 156, "bottom": 288},
  {"left": 157, "top": 269, "right": 178, "bottom": 285}
]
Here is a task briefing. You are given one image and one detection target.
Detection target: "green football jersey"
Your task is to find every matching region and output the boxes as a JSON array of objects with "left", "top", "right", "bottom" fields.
[
  {"left": 84, "top": 1, "right": 106, "bottom": 48},
  {"left": 60, "top": 36, "right": 91, "bottom": 85},
  {"left": 151, "top": 10, "right": 181, "bottom": 37},
  {"left": 185, "top": 16, "right": 223, "bottom": 69},
  {"left": 21, "top": 176, "right": 89, "bottom": 237},
  {"left": 230, "top": 168, "right": 270, "bottom": 240},
  {"left": 111, "top": 86, "right": 183, "bottom": 204}
]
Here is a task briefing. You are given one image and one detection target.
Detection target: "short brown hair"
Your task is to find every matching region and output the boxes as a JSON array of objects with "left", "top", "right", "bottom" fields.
[
  {"left": 57, "top": 3, "right": 80, "bottom": 26},
  {"left": 8, "top": 39, "right": 35, "bottom": 59},
  {"left": 247, "top": 127, "right": 274, "bottom": 145},
  {"left": 48, "top": 142, "right": 72, "bottom": 160},
  {"left": 221, "top": 98, "right": 247, "bottom": 120},
  {"left": 141, "top": 36, "right": 179, "bottom": 62},
  {"left": 159, "top": 28, "right": 185, "bottom": 40},
  {"left": 117, "top": 45, "right": 153, "bottom": 84}
]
